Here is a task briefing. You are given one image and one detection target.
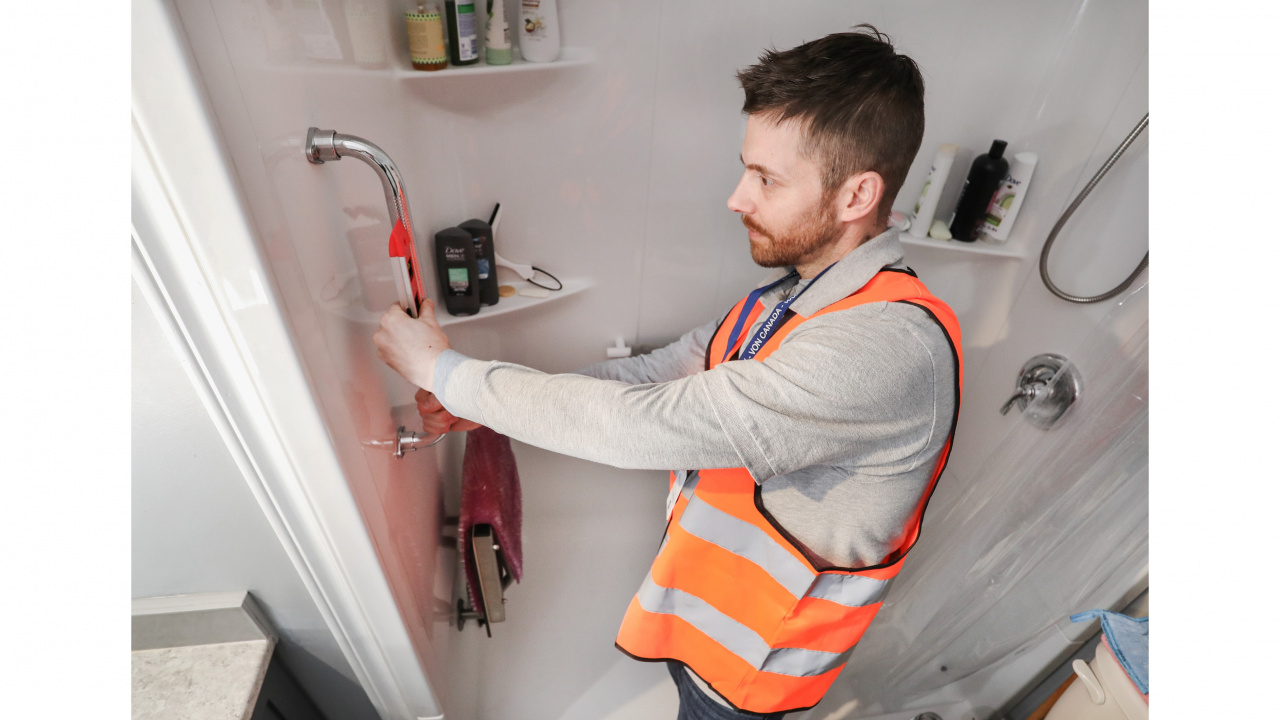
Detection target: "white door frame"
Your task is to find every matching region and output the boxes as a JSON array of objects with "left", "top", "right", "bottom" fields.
[{"left": 131, "top": 1, "right": 441, "bottom": 718}]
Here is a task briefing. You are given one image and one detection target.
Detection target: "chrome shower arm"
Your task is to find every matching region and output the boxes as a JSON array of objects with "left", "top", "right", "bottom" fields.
[{"left": 305, "top": 127, "right": 417, "bottom": 241}]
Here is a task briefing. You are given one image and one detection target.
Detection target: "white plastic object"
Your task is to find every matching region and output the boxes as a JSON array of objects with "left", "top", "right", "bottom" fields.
[
  {"left": 1046, "top": 646, "right": 1147, "bottom": 720},
  {"left": 495, "top": 252, "right": 535, "bottom": 281},
  {"left": 517, "top": 0, "right": 560, "bottom": 62},
  {"left": 1093, "top": 640, "right": 1149, "bottom": 719},
  {"left": 928, "top": 218, "right": 952, "bottom": 240},
  {"left": 343, "top": 0, "right": 386, "bottom": 66},
  {"left": 981, "top": 151, "right": 1038, "bottom": 242},
  {"left": 909, "top": 144, "right": 957, "bottom": 238},
  {"left": 1073, "top": 659, "right": 1107, "bottom": 704},
  {"left": 606, "top": 336, "right": 632, "bottom": 359},
  {"left": 489, "top": 206, "right": 533, "bottom": 280},
  {"left": 389, "top": 257, "right": 418, "bottom": 317}
]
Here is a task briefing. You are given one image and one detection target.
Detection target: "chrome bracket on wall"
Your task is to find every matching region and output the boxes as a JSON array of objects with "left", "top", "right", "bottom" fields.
[
  {"left": 394, "top": 426, "right": 445, "bottom": 457},
  {"left": 1000, "top": 353, "right": 1082, "bottom": 429}
]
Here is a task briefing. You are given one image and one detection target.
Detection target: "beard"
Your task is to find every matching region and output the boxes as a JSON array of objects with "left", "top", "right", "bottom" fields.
[{"left": 743, "top": 194, "right": 842, "bottom": 268}]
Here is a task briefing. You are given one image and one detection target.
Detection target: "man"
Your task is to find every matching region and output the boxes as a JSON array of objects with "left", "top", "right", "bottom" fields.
[{"left": 374, "top": 26, "right": 961, "bottom": 719}]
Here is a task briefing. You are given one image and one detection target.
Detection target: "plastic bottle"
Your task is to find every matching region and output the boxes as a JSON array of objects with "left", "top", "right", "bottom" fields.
[
  {"left": 445, "top": 0, "right": 480, "bottom": 66},
  {"left": 405, "top": 2, "right": 446, "bottom": 71},
  {"left": 949, "top": 140, "right": 1009, "bottom": 242},
  {"left": 908, "top": 144, "right": 958, "bottom": 238},
  {"left": 459, "top": 219, "right": 500, "bottom": 305},
  {"left": 486, "top": 0, "right": 512, "bottom": 65},
  {"left": 518, "top": 0, "right": 560, "bottom": 63},
  {"left": 981, "top": 152, "right": 1038, "bottom": 243},
  {"left": 295, "top": 0, "right": 343, "bottom": 60},
  {"left": 435, "top": 227, "right": 481, "bottom": 316},
  {"left": 344, "top": 0, "right": 387, "bottom": 67}
]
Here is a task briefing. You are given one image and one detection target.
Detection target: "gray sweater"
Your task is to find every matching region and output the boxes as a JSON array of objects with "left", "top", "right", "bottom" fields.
[{"left": 434, "top": 229, "right": 959, "bottom": 569}]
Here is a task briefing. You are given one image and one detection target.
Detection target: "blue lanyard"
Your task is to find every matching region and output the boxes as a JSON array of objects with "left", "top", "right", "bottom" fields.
[{"left": 722, "top": 264, "right": 834, "bottom": 363}]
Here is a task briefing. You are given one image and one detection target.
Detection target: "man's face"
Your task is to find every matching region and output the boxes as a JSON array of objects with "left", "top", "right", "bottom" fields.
[{"left": 728, "top": 114, "right": 841, "bottom": 268}]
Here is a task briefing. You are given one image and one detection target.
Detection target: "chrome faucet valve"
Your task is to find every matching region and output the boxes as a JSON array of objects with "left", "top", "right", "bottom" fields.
[{"left": 1000, "top": 353, "right": 1082, "bottom": 429}]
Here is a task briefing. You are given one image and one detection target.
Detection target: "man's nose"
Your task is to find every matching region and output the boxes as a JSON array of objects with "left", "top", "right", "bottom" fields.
[{"left": 727, "top": 172, "right": 754, "bottom": 214}]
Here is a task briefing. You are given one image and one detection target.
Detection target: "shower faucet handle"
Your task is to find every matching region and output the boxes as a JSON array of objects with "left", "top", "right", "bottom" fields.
[
  {"left": 1000, "top": 353, "right": 1083, "bottom": 429},
  {"left": 1000, "top": 385, "right": 1043, "bottom": 415}
]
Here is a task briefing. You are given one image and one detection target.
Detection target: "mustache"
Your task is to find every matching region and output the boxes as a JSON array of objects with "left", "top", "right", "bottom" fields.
[{"left": 741, "top": 214, "right": 771, "bottom": 239}]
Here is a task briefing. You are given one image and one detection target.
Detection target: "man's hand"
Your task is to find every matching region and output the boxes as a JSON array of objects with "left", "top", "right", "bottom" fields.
[
  {"left": 372, "top": 299, "right": 450, "bottom": 392},
  {"left": 415, "top": 387, "right": 481, "bottom": 435}
]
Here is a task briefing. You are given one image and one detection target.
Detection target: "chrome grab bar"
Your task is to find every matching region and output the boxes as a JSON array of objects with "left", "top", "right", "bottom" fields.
[{"left": 304, "top": 127, "right": 422, "bottom": 317}]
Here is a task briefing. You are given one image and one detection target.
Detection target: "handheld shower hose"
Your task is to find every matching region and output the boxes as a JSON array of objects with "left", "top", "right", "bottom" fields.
[{"left": 1039, "top": 113, "right": 1149, "bottom": 304}]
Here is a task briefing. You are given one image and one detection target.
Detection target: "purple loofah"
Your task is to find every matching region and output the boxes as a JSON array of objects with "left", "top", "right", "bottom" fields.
[{"left": 458, "top": 426, "right": 523, "bottom": 616}]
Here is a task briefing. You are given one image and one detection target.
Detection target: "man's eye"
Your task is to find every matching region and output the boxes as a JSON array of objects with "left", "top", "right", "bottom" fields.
[{"left": 761, "top": 176, "right": 774, "bottom": 187}]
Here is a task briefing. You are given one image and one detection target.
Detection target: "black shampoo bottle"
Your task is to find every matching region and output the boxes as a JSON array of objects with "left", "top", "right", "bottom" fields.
[
  {"left": 434, "top": 227, "right": 480, "bottom": 316},
  {"left": 949, "top": 140, "right": 1009, "bottom": 241},
  {"left": 458, "top": 218, "right": 499, "bottom": 306}
]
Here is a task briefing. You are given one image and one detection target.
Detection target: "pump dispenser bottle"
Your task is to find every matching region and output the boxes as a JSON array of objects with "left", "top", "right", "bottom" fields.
[{"left": 949, "top": 140, "right": 1009, "bottom": 241}]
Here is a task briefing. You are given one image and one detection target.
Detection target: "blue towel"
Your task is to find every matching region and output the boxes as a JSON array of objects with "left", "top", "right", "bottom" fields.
[{"left": 1071, "top": 609, "right": 1149, "bottom": 695}]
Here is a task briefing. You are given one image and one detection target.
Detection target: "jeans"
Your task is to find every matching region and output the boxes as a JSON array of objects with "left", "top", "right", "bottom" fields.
[{"left": 667, "top": 663, "right": 786, "bottom": 720}]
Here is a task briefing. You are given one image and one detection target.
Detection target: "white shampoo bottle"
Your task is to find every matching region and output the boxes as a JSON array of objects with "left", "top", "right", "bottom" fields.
[
  {"left": 518, "top": 0, "right": 560, "bottom": 62},
  {"left": 908, "top": 144, "right": 958, "bottom": 238},
  {"left": 980, "top": 152, "right": 1038, "bottom": 243}
]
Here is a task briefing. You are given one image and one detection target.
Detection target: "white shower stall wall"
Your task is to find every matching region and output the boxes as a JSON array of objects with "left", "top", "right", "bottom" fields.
[{"left": 133, "top": 0, "right": 1148, "bottom": 718}]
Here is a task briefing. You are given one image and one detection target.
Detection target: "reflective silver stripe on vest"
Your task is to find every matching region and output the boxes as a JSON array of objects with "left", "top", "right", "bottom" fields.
[
  {"left": 806, "top": 573, "right": 893, "bottom": 607},
  {"left": 637, "top": 574, "right": 771, "bottom": 667},
  {"left": 677, "top": 494, "right": 815, "bottom": 598},
  {"left": 637, "top": 575, "right": 854, "bottom": 677},
  {"left": 760, "top": 645, "right": 856, "bottom": 677},
  {"left": 680, "top": 471, "right": 700, "bottom": 500}
]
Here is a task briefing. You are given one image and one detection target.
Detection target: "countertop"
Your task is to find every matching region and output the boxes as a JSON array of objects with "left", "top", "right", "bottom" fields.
[{"left": 131, "top": 592, "right": 276, "bottom": 720}]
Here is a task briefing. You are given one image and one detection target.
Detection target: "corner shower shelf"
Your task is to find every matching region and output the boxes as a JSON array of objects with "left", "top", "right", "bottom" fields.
[
  {"left": 319, "top": 277, "right": 592, "bottom": 327},
  {"left": 436, "top": 276, "right": 593, "bottom": 326},
  {"left": 393, "top": 46, "right": 594, "bottom": 80},
  {"left": 899, "top": 233, "right": 1025, "bottom": 259}
]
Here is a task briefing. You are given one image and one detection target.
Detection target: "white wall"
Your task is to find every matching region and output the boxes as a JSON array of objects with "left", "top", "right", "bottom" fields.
[
  {"left": 131, "top": 279, "right": 380, "bottom": 720},
  {"left": 157, "top": 0, "right": 1147, "bottom": 718}
]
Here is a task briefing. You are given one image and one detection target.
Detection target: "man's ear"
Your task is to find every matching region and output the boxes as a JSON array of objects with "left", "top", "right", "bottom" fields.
[{"left": 834, "top": 171, "right": 885, "bottom": 224}]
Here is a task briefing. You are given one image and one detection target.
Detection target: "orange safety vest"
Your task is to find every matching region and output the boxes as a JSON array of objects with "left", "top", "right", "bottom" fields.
[{"left": 615, "top": 268, "right": 963, "bottom": 714}]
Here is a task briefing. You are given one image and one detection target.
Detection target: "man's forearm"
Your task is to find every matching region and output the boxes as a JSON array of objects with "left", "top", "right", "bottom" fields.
[{"left": 434, "top": 350, "right": 751, "bottom": 473}]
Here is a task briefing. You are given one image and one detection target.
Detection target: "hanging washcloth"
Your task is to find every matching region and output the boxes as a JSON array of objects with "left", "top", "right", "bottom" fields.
[
  {"left": 1071, "top": 609, "right": 1149, "bottom": 702},
  {"left": 458, "top": 427, "right": 523, "bottom": 619}
]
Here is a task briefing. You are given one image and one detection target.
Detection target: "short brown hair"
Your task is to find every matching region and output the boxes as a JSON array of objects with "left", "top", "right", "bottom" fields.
[{"left": 737, "top": 25, "right": 925, "bottom": 224}]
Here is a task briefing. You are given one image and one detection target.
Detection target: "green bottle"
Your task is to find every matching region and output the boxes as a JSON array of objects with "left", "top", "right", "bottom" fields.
[{"left": 445, "top": 0, "right": 479, "bottom": 66}]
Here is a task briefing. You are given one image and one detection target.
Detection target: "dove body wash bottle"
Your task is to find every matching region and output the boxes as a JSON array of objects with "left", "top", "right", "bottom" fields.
[{"left": 980, "top": 152, "right": 1038, "bottom": 243}]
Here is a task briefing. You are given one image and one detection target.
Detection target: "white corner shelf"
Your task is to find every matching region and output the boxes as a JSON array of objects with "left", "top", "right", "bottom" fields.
[
  {"left": 899, "top": 232, "right": 1025, "bottom": 259},
  {"left": 436, "top": 277, "right": 593, "bottom": 326},
  {"left": 318, "top": 277, "right": 592, "bottom": 327},
  {"left": 393, "top": 46, "right": 594, "bottom": 80}
]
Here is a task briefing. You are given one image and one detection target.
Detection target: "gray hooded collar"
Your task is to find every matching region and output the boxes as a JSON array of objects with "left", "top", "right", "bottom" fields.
[{"left": 754, "top": 227, "right": 907, "bottom": 317}]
